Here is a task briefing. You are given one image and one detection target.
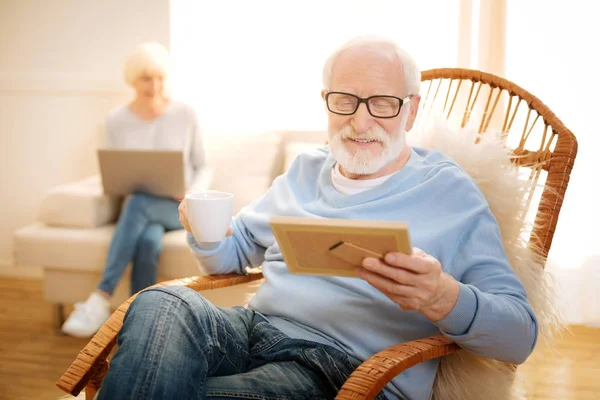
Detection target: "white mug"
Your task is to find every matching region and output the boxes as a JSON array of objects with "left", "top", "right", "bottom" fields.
[{"left": 185, "top": 191, "right": 234, "bottom": 242}]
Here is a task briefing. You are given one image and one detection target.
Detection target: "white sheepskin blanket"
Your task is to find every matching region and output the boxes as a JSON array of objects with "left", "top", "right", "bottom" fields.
[{"left": 408, "top": 120, "right": 563, "bottom": 400}]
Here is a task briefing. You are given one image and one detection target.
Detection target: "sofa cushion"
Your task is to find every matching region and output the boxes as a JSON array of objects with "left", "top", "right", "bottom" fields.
[
  {"left": 204, "top": 131, "right": 282, "bottom": 213},
  {"left": 13, "top": 223, "right": 199, "bottom": 279},
  {"left": 38, "top": 175, "right": 121, "bottom": 228},
  {"left": 283, "top": 141, "right": 324, "bottom": 171}
]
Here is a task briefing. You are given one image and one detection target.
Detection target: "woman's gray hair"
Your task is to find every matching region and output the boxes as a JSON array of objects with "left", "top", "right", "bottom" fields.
[
  {"left": 123, "top": 42, "right": 170, "bottom": 86},
  {"left": 322, "top": 36, "right": 421, "bottom": 96}
]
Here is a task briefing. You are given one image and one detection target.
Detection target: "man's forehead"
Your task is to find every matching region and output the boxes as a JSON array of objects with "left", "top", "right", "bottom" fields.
[
  {"left": 330, "top": 51, "right": 405, "bottom": 96},
  {"left": 335, "top": 45, "right": 400, "bottom": 67}
]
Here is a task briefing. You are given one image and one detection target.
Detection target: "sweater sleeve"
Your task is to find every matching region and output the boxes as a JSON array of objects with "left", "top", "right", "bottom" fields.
[
  {"left": 102, "top": 118, "right": 117, "bottom": 149},
  {"left": 433, "top": 210, "right": 539, "bottom": 365},
  {"left": 186, "top": 175, "right": 286, "bottom": 275},
  {"left": 186, "top": 211, "right": 268, "bottom": 275}
]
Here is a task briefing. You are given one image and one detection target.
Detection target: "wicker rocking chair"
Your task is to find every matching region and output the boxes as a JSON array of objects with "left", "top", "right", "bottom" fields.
[{"left": 56, "top": 68, "right": 577, "bottom": 400}]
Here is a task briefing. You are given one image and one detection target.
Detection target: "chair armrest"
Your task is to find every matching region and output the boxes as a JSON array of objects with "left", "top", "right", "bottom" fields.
[
  {"left": 56, "top": 272, "right": 264, "bottom": 397},
  {"left": 335, "top": 335, "right": 460, "bottom": 400}
]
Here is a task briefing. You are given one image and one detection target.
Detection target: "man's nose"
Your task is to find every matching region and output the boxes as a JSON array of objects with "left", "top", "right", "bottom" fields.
[{"left": 351, "top": 103, "right": 375, "bottom": 134}]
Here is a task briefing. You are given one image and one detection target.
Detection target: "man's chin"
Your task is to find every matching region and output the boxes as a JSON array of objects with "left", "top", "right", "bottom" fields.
[
  {"left": 339, "top": 158, "right": 388, "bottom": 176},
  {"left": 331, "top": 141, "right": 392, "bottom": 175}
]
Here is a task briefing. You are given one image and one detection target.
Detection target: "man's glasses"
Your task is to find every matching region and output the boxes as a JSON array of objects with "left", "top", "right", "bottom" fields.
[{"left": 325, "top": 92, "right": 411, "bottom": 118}]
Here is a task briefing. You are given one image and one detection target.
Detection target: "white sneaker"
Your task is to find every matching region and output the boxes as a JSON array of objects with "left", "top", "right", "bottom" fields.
[{"left": 61, "top": 292, "right": 111, "bottom": 338}]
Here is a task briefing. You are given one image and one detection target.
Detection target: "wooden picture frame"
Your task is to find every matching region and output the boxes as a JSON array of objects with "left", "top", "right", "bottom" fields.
[{"left": 270, "top": 216, "right": 412, "bottom": 277}]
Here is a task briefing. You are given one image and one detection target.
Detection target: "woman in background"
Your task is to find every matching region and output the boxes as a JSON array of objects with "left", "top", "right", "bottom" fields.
[{"left": 61, "top": 42, "right": 209, "bottom": 338}]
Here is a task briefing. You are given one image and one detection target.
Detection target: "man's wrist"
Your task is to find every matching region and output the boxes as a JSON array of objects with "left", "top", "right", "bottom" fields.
[{"left": 420, "top": 273, "right": 460, "bottom": 322}]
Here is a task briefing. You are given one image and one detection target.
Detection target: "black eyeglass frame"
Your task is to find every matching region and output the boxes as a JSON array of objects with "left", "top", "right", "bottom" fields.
[{"left": 324, "top": 91, "right": 412, "bottom": 119}]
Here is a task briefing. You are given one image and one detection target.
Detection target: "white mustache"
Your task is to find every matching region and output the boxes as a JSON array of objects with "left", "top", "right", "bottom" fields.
[{"left": 337, "top": 125, "right": 389, "bottom": 145}]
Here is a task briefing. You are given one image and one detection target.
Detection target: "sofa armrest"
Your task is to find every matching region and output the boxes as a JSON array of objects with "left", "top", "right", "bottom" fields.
[{"left": 39, "top": 175, "right": 121, "bottom": 228}]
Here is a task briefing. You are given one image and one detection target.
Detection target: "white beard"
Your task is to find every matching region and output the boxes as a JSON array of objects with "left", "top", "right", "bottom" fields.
[{"left": 328, "top": 106, "right": 410, "bottom": 175}]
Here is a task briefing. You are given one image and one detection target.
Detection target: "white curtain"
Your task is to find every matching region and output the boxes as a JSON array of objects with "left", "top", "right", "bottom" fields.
[{"left": 505, "top": 0, "right": 600, "bottom": 325}]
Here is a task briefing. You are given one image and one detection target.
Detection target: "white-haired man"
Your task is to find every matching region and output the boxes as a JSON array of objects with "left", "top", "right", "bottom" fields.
[{"left": 98, "top": 37, "right": 538, "bottom": 400}]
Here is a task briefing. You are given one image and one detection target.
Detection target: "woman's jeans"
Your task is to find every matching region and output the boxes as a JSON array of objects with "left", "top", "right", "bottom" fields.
[
  {"left": 97, "top": 286, "right": 386, "bottom": 400},
  {"left": 97, "top": 193, "right": 182, "bottom": 295}
]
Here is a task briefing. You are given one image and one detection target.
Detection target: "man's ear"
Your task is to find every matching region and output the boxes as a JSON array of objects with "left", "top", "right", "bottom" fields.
[
  {"left": 405, "top": 95, "right": 421, "bottom": 131},
  {"left": 322, "top": 90, "right": 329, "bottom": 145}
]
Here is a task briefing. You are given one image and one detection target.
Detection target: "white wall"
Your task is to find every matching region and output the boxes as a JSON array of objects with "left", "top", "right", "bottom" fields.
[{"left": 0, "top": 0, "right": 171, "bottom": 276}]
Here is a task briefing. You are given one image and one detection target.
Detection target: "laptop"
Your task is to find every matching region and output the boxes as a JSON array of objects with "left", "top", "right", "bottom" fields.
[{"left": 97, "top": 149, "right": 186, "bottom": 198}]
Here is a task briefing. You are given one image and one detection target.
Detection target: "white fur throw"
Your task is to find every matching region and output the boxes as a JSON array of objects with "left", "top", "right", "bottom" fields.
[{"left": 408, "top": 121, "right": 563, "bottom": 400}]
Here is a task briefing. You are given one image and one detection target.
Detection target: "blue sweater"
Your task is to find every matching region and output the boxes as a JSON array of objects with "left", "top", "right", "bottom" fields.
[{"left": 188, "top": 146, "right": 538, "bottom": 400}]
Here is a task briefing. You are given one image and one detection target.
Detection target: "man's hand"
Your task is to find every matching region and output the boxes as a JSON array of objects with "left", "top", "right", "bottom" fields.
[
  {"left": 177, "top": 200, "right": 232, "bottom": 237},
  {"left": 357, "top": 248, "right": 460, "bottom": 322}
]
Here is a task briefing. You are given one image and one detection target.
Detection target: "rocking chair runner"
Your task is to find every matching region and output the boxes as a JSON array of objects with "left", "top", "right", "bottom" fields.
[{"left": 56, "top": 68, "right": 578, "bottom": 400}]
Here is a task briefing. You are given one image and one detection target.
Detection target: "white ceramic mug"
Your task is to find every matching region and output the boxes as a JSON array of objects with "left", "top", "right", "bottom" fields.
[{"left": 185, "top": 191, "right": 234, "bottom": 242}]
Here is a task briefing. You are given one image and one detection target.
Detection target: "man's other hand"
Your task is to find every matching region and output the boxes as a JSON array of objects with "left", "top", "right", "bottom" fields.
[{"left": 357, "top": 248, "right": 460, "bottom": 322}]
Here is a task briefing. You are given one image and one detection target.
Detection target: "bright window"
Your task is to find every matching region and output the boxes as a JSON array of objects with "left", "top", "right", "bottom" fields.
[
  {"left": 170, "top": 0, "right": 461, "bottom": 132},
  {"left": 506, "top": 0, "right": 600, "bottom": 269}
]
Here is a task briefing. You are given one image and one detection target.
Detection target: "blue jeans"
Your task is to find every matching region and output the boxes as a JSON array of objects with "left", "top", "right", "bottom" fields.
[
  {"left": 97, "top": 193, "right": 182, "bottom": 296},
  {"left": 98, "top": 286, "right": 385, "bottom": 400}
]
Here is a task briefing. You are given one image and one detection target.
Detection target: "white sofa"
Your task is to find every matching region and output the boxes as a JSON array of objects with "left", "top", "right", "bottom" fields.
[{"left": 13, "top": 130, "right": 326, "bottom": 327}]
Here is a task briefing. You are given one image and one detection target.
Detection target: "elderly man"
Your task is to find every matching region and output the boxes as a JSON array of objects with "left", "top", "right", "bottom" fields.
[{"left": 98, "top": 37, "right": 537, "bottom": 400}]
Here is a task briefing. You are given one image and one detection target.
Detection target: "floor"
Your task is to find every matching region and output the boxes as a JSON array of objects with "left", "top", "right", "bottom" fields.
[
  {"left": 0, "top": 278, "right": 88, "bottom": 400},
  {"left": 519, "top": 325, "right": 600, "bottom": 399},
  {"left": 0, "top": 277, "right": 599, "bottom": 399}
]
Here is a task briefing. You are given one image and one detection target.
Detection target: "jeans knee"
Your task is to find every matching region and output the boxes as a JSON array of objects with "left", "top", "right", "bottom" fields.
[
  {"left": 124, "top": 286, "right": 213, "bottom": 337},
  {"left": 129, "top": 287, "right": 168, "bottom": 312},
  {"left": 135, "top": 285, "right": 207, "bottom": 310},
  {"left": 125, "top": 287, "right": 191, "bottom": 325},
  {"left": 137, "top": 234, "right": 162, "bottom": 257}
]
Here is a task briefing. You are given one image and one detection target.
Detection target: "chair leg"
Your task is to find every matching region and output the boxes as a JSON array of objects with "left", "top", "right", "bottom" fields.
[
  {"left": 85, "top": 385, "right": 99, "bottom": 400},
  {"left": 86, "top": 358, "right": 109, "bottom": 399},
  {"left": 54, "top": 303, "right": 65, "bottom": 334}
]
